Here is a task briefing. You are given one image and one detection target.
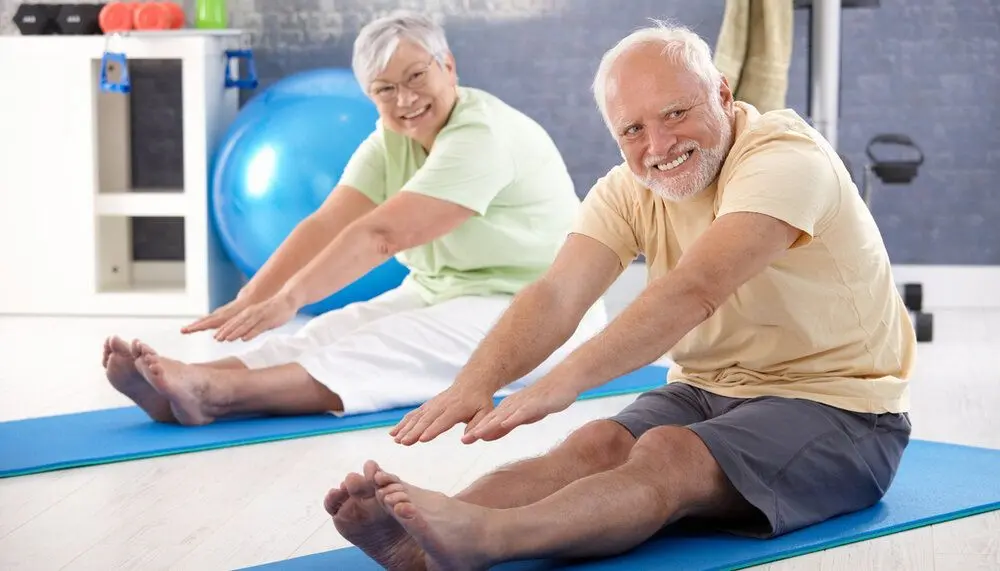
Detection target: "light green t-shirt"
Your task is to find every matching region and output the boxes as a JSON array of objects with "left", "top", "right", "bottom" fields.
[{"left": 338, "top": 86, "right": 581, "bottom": 304}]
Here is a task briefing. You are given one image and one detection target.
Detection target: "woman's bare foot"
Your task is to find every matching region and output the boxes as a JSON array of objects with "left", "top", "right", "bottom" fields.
[
  {"left": 324, "top": 460, "right": 425, "bottom": 571},
  {"left": 135, "top": 350, "right": 216, "bottom": 426},
  {"left": 102, "top": 336, "right": 175, "bottom": 423},
  {"left": 371, "top": 462, "right": 499, "bottom": 571}
]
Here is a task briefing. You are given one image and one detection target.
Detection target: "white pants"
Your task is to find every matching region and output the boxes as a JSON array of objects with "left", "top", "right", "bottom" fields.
[{"left": 236, "top": 281, "right": 609, "bottom": 415}]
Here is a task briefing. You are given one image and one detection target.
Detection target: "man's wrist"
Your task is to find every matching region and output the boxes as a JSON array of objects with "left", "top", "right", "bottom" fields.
[
  {"left": 450, "top": 372, "right": 495, "bottom": 399},
  {"left": 543, "top": 354, "right": 600, "bottom": 397}
]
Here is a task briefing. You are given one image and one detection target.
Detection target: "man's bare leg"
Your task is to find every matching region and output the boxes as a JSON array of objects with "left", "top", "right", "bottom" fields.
[
  {"left": 372, "top": 425, "right": 752, "bottom": 570},
  {"left": 325, "top": 420, "right": 636, "bottom": 571},
  {"left": 122, "top": 347, "right": 342, "bottom": 425},
  {"left": 103, "top": 336, "right": 251, "bottom": 422}
]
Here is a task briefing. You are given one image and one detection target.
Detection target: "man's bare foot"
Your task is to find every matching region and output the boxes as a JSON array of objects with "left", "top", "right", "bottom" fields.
[
  {"left": 324, "top": 460, "right": 425, "bottom": 571},
  {"left": 135, "top": 350, "right": 216, "bottom": 426},
  {"left": 103, "top": 336, "right": 175, "bottom": 423},
  {"left": 372, "top": 462, "right": 499, "bottom": 571}
]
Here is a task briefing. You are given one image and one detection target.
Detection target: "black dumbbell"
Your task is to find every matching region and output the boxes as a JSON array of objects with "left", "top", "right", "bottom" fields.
[
  {"left": 902, "top": 283, "right": 922, "bottom": 312},
  {"left": 13, "top": 3, "right": 63, "bottom": 35},
  {"left": 57, "top": 3, "right": 106, "bottom": 35},
  {"left": 913, "top": 311, "right": 933, "bottom": 343}
]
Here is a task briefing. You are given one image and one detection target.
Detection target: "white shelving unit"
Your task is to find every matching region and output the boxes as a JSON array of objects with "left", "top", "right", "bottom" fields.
[{"left": 0, "top": 31, "right": 250, "bottom": 317}]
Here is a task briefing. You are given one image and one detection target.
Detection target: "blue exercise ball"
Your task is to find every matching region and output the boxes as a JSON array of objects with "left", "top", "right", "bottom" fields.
[{"left": 210, "top": 68, "right": 410, "bottom": 316}]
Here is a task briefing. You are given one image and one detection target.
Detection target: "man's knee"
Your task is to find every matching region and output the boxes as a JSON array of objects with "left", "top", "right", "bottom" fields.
[
  {"left": 628, "top": 425, "right": 710, "bottom": 471},
  {"left": 625, "top": 426, "right": 738, "bottom": 511},
  {"left": 554, "top": 419, "right": 636, "bottom": 472}
]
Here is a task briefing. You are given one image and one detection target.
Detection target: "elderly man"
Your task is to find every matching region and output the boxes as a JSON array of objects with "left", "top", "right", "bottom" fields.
[
  {"left": 101, "top": 10, "right": 606, "bottom": 425},
  {"left": 325, "top": 20, "right": 915, "bottom": 570}
]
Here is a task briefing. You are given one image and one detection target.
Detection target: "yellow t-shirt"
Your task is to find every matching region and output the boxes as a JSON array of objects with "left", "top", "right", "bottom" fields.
[{"left": 572, "top": 102, "right": 916, "bottom": 414}]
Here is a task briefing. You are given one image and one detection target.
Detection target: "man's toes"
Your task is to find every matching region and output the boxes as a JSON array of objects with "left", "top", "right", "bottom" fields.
[
  {"left": 390, "top": 497, "right": 417, "bottom": 520},
  {"left": 137, "top": 355, "right": 161, "bottom": 382},
  {"left": 376, "top": 482, "right": 406, "bottom": 503},
  {"left": 372, "top": 468, "right": 400, "bottom": 487},
  {"left": 381, "top": 488, "right": 411, "bottom": 509},
  {"left": 132, "top": 339, "right": 156, "bottom": 358}
]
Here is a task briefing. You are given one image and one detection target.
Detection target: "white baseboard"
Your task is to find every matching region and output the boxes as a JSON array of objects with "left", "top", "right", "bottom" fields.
[
  {"left": 131, "top": 261, "right": 999, "bottom": 314},
  {"left": 604, "top": 263, "right": 1000, "bottom": 314},
  {"left": 889, "top": 265, "right": 1000, "bottom": 310}
]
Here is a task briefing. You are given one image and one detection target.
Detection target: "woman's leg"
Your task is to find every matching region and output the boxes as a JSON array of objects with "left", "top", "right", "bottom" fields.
[
  {"left": 293, "top": 293, "right": 516, "bottom": 416},
  {"left": 105, "top": 284, "right": 426, "bottom": 422}
]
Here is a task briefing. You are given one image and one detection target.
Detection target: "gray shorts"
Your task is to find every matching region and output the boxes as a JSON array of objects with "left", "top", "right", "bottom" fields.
[{"left": 610, "top": 382, "right": 912, "bottom": 538}]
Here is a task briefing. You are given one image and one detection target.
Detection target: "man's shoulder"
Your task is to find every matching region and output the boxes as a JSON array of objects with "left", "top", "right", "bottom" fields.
[
  {"left": 730, "top": 103, "right": 827, "bottom": 158},
  {"left": 721, "top": 103, "right": 837, "bottom": 184}
]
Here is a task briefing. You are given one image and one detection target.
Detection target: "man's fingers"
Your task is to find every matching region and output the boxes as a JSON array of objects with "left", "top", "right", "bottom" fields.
[
  {"left": 418, "top": 411, "right": 463, "bottom": 443},
  {"left": 464, "top": 408, "right": 490, "bottom": 434},
  {"left": 389, "top": 410, "right": 419, "bottom": 436},
  {"left": 460, "top": 408, "right": 492, "bottom": 444},
  {"left": 501, "top": 406, "right": 540, "bottom": 431},
  {"left": 398, "top": 407, "right": 444, "bottom": 445},
  {"left": 478, "top": 402, "right": 529, "bottom": 441},
  {"left": 392, "top": 409, "right": 426, "bottom": 442},
  {"left": 469, "top": 406, "right": 512, "bottom": 441}
]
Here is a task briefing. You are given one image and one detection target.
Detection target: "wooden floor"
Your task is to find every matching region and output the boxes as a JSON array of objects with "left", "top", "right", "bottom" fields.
[{"left": 1, "top": 284, "right": 999, "bottom": 570}]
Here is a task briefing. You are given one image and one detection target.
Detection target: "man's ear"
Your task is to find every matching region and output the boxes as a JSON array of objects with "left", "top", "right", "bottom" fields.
[{"left": 718, "top": 74, "right": 735, "bottom": 108}]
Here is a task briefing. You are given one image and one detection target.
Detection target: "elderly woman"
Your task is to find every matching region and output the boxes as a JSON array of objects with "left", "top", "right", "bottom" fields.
[{"left": 101, "top": 10, "right": 607, "bottom": 426}]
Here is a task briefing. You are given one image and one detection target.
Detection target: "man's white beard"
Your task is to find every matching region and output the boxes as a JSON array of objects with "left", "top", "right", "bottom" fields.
[{"left": 633, "top": 106, "right": 734, "bottom": 202}]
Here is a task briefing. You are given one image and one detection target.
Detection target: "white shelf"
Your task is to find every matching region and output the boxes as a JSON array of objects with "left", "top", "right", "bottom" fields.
[
  {"left": 95, "top": 191, "right": 188, "bottom": 217},
  {"left": 0, "top": 33, "right": 248, "bottom": 317}
]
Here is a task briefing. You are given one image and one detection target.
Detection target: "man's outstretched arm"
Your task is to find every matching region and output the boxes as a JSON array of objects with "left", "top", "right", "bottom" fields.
[
  {"left": 468, "top": 211, "right": 802, "bottom": 441},
  {"left": 390, "top": 233, "right": 625, "bottom": 445}
]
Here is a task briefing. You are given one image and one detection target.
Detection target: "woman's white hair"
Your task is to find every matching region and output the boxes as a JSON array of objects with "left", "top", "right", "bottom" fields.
[
  {"left": 352, "top": 10, "right": 450, "bottom": 89},
  {"left": 592, "top": 19, "right": 723, "bottom": 129}
]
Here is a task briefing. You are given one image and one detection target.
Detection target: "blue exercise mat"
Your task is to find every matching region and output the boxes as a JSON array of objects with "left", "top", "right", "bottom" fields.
[
  {"left": 242, "top": 439, "right": 1000, "bottom": 571},
  {"left": 0, "top": 365, "right": 667, "bottom": 478}
]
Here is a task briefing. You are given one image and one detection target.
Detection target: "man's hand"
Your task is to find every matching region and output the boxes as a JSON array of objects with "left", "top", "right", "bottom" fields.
[
  {"left": 388, "top": 233, "right": 624, "bottom": 446},
  {"left": 211, "top": 290, "right": 301, "bottom": 342},
  {"left": 390, "top": 386, "right": 496, "bottom": 445},
  {"left": 463, "top": 378, "right": 580, "bottom": 443}
]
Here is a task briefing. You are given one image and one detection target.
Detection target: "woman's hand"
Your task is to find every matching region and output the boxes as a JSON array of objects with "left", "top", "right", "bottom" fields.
[
  {"left": 181, "top": 290, "right": 263, "bottom": 335},
  {"left": 210, "top": 290, "right": 302, "bottom": 342}
]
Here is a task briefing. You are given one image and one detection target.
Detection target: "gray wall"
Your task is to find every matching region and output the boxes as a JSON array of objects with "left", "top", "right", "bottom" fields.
[{"left": 2, "top": 0, "right": 997, "bottom": 265}]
